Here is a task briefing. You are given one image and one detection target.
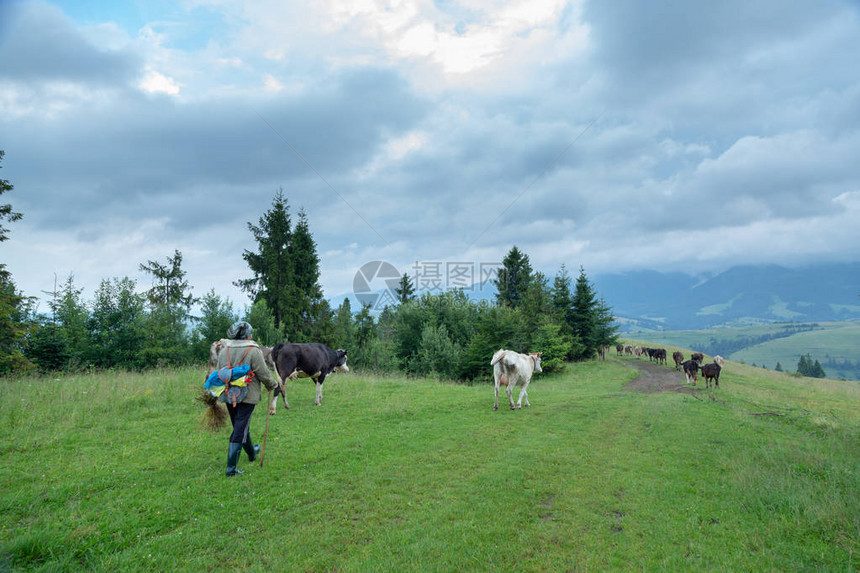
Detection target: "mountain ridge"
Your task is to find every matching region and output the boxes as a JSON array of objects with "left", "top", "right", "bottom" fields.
[{"left": 594, "top": 262, "right": 860, "bottom": 331}]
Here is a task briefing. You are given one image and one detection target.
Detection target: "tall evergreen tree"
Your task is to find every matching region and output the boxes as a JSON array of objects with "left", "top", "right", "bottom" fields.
[
  {"left": 355, "top": 303, "right": 376, "bottom": 349},
  {"left": 570, "top": 266, "right": 600, "bottom": 360},
  {"left": 550, "top": 265, "right": 573, "bottom": 324},
  {"left": 395, "top": 273, "right": 416, "bottom": 304},
  {"left": 55, "top": 274, "right": 89, "bottom": 365},
  {"left": 811, "top": 358, "right": 826, "bottom": 378},
  {"left": 290, "top": 209, "right": 324, "bottom": 340},
  {"left": 592, "top": 296, "right": 619, "bottom": 351},
  {"left": 0, "top": 151, "right": 31, "bottom": 373},
  {"left": 333, "top": 298, "right": 357, "bottom": 352},
  {"left": 235, "top": 189, "right": 295, "bottom": 333},
  {"left": 139, "top": 250, "right": 196, "bottom": 367},
  {"left": 0, "top": 150, "right": 22, "bottom": 243},
  {"left": 0, "top": 271, "right": 34, "bottom": 374},
  {"left": 521, "top": 271, "right": 551, "bottom": 346},
  {"left": 494, "top": 246, "right": 532, "bottom": 308},
  {"left": 139, "top": 249, "right": 196, "bottom": 310}
]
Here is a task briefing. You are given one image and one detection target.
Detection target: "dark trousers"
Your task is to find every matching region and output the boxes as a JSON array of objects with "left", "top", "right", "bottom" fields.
[{"left": 226, "top": 402, "right": 256, "bottom": 450}]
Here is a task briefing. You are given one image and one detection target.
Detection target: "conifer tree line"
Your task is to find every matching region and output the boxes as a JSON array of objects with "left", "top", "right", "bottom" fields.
[
  {"left": 3, "top": 183, "right": 619, "bottom": 379},
  {"left": 796, "top": 354, "right": 826, "bottom": 379}
]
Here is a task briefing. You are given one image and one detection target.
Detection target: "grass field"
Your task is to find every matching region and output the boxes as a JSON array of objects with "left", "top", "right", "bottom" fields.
[
  {"left": 632, "top": 321, "right": 860, "bottom": 380},
  {"left": 1, "top": 358, "right": 858, "bottom": 572}
]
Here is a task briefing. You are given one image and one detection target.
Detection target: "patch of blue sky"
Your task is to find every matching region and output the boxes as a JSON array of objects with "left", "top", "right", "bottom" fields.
[
  {"left": 432, "top": 0, "right": 481, "bottom": 35},
  {"left": 50, "top": 0, "right": 231, "bottom": 52}
]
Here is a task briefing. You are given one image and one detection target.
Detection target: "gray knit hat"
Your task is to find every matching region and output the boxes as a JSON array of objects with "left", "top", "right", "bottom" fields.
[{"left": 227, "top": 321, "right": 253, "bottom": 340}]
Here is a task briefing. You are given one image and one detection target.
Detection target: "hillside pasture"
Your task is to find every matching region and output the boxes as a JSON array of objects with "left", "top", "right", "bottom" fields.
[
  {"left": 631, "top": 321, "right": 860, "bottom": 380},
  {"left": 1, "top": 358, "right": 858, "bottom": 572}
]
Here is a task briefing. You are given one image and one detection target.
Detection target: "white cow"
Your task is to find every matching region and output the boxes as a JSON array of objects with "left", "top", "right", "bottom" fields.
[
  {"left": 491, "top": 349, "right": 543, "bottom": 411},
  {"left": 209, "top": 339, "right": 277, "bottom": 374}
]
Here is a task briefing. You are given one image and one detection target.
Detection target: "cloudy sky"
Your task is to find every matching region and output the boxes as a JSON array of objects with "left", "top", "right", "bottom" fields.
[{"left": 2, "top": 0, "right": 859, "bottom": 311}]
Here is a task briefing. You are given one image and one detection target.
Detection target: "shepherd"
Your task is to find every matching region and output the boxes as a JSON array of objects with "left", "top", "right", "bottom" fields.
[{"left": 212, "top": 321, "right": 280, "bottom": 477}]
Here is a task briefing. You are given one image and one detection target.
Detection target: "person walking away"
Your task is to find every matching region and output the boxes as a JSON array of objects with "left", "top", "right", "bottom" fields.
[{"left": 215, "top": 321, "right": 280, "bottom": 476}]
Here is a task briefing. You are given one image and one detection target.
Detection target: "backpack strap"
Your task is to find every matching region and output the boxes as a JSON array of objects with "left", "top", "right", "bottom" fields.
[{"left": 225, "top": 345, "right": 252, "bottom": 368}]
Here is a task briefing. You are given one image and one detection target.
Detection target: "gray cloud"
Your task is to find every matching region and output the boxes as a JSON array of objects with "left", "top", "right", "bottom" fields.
[
  {"left": 0, "top": 2, "right": 140, "bottom": 83},
  {"left": 2, "top": 0, "right": 860, "bottom": 304}
]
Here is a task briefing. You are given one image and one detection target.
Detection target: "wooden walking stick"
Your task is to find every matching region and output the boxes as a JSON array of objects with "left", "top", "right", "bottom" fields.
[{"left": 260, "top": 388, "right": 272, "bottom": 467}]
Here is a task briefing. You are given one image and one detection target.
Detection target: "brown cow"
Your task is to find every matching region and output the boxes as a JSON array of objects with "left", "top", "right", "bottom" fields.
[
  {"left": 702, "top": 363, "right": 722, "bottom": 388},
  {"left": 672, "top": 351, "right": 684, "bottom": 370}
]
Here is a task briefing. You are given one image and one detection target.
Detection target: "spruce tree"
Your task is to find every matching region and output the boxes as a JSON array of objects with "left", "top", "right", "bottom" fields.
[
  {"left": 494, "top": 246, "right": 532, "bottom": 308},
  {"left": 550, "top": 265, "right": 573, "bottom": 324},
  {"left": 797, "top": 354, "right": 811, "bottom": 376},
  {"left": 139, "top": 249, "right": 196, "bottom": 310},
  {"left": 812, "top": 359, "right": 826, "bottom": 378},
  {"left": 44, "top": 274, "right": 89, "bottom": 367},
  {"left": 395, "top": 273, "right": 416, "bottom": 304},
  {"left": 333, "top": 298, "right": 357, "bottom": 351},
  {"left": 0, "top": 150, "right": 22, "bottom": 243},
  {"left": 592, "top": 296, "right": 619, "bottom": 351},
  {"left": 235, "top": 189, "right": 296, "bottom": 334},
  {"left": 139, "top": 250, "right": 196, "bottom": 367},
  {"left": 290, "top": 209, "right": 324, "bottom": 340},
  {"left": 570, "top": 266, "right": 599, "bottom": 360},
  {"left": 0, "top": 151, "right": 31, "bottom": 373}
]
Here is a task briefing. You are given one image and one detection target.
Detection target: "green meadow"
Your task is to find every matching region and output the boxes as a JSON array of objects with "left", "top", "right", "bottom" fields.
[{"left": 1, "top": 357, "right": 858, "bottom": 572}]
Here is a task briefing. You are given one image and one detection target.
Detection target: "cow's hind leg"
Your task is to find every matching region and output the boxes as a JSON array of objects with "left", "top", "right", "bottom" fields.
[
  {"left": 494, "top": 369, "right": 507, "bottom": 411},
  {"left": 518, "top": 377, "right": 531, "bottom": 408},
  {"left": 508, "top": 380, "right": 516, "bottom": 410}
]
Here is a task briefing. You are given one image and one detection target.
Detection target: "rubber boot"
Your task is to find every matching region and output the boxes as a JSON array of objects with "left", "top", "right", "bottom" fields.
[
  {"left": 226, "top": 442, "right": 244, "bottom": 477},
  {"left": 244, "top": 440, "right": 261, "bottom": 462}
]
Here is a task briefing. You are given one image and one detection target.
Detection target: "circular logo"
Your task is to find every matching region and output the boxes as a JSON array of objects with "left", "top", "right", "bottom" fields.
[{"left": 353, "top": 261, "right": 401, "bottom": 309}]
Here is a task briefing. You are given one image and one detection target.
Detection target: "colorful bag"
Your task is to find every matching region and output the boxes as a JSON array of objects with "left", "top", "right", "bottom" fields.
[{"left": 205, "top": 344, "right": 256, "bottom": 407}]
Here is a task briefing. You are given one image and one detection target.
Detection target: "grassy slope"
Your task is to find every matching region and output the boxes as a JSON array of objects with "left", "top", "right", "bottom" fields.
[
  {"left": 1, "top": 360, "right": 858, "bottom": 572},
  {"left": 633, "top": 321, "right": 860, "bottom": 380}
]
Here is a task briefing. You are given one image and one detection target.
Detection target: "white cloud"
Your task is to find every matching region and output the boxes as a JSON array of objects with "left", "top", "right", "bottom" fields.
[
  {"left": 139, "top": 69, "right": 181, "bottom": 95},
  {"left": 263, "top": 73, "right": 284, "bottom": 92}
]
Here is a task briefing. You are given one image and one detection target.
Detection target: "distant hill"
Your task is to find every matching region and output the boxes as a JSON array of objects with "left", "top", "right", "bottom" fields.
[
  {"left": 327, "top": 262, "right": 860, "bottom": 331},
  {"left": 594, "top": 263, "right": 860, "bottom": 331},
  {"left": 628, "top": 321, "right": 860, "bottom": 381}
]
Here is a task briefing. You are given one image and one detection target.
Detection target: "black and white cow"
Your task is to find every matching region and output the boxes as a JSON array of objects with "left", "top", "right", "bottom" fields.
[
  {"left": 681, "top": 359, "right": 700, "bottom": 385},
  {"left": 268, "top": 342, "right": 348, "bottom": 413}
]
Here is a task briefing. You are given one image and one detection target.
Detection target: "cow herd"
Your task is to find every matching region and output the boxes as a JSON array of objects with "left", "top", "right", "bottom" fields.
[
  {"left": 615, "top": 344, "right": 724, "bottom": 389},
  {"left": 209, "top": 337, "right": 722, "bottom": 416}
]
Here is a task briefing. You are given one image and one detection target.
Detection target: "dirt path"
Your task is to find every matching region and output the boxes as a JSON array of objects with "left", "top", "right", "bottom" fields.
[{"left": 622, "top": 358, "right": 701, "bottom": 395}]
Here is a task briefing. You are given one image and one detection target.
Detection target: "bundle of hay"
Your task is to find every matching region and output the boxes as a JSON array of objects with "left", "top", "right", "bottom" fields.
[{"left": 195, "top": 390, "right": 228, "bottom": 431}]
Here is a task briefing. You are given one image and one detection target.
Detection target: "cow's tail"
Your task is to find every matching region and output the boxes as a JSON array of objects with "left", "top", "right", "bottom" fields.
[{"left": 490, "top": 349, "right": 506, "bottom": 366}]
